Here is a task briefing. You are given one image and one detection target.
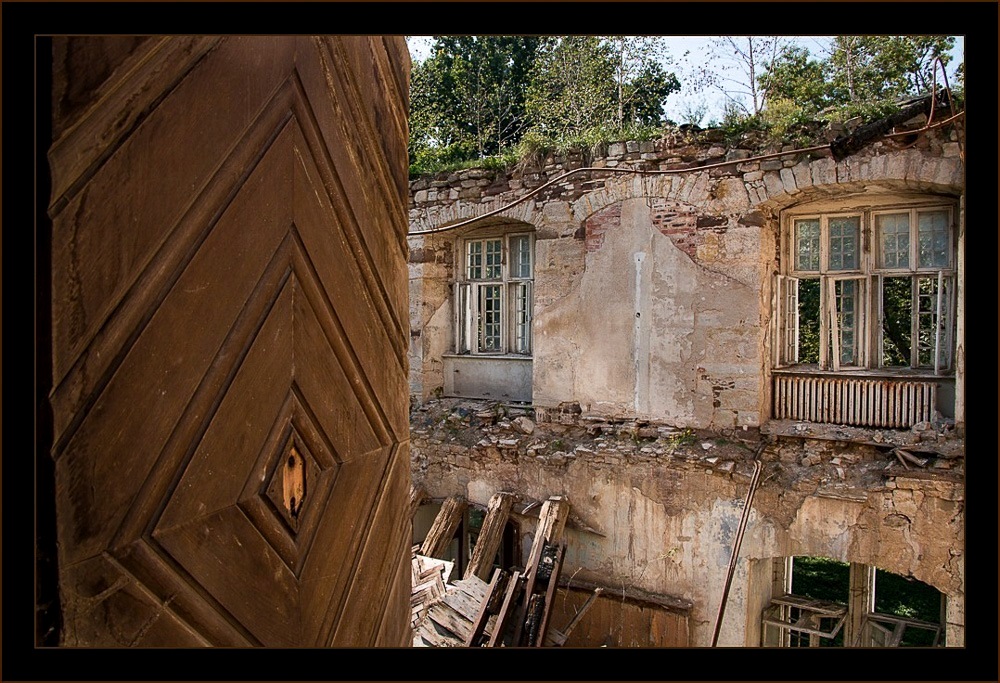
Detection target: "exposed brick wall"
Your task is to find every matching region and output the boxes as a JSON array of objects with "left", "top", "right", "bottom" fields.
[{"left": 584, "top": 202, "right": 621, "bottom": 252}]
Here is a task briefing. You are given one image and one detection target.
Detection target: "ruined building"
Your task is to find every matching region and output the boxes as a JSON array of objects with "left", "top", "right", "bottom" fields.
[
  {"left": 29, "top": 30, "right": 981, "bottom": 665},
  {"left": 406, "top": 105, "right": 967, "bottom": 648}
]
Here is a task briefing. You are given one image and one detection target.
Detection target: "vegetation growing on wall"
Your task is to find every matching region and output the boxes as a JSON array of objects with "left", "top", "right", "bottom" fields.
[
  {"left": 409, "top": 35, "right": 679, "bottom": 176},
  {"left": 408, "top": 35, "right": 961, "bottom": 176}
]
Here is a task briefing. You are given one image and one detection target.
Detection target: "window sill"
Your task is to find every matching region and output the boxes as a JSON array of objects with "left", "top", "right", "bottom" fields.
[
  {"left": 443, "top": 353, "right": 533, "bottom": 361},
  {"left": 772, "top": 366, "right": 954, "bottom": 381}
]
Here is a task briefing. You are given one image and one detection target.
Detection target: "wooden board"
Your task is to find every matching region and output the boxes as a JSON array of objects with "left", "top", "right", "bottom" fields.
[
  {"left": 464, "top": 492, "right": 513, "bottom": 580},
  {"left": 46, "top": 36, "right": 411, "bottom": 647},
  {"left": 550, "top": 586, "right": 691, "bottom": 647}
]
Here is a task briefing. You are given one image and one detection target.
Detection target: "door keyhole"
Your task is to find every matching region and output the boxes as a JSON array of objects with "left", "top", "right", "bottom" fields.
[{"left": 283, "top": 447, "right": 306, "bottom": 519}]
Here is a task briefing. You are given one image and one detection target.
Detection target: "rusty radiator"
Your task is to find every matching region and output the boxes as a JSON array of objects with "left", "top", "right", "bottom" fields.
[{"left": 773, "top": 375, "right": 937, "bottom": 428}]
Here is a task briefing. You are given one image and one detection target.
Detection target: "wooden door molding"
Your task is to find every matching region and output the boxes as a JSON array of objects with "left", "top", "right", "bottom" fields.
[{"left": 48, "top": 36, "right": 411, "bottom": 647}]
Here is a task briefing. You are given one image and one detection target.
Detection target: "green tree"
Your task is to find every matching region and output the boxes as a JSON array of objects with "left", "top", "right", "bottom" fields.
[
  {"left": 525, "top": 36, "right": 679, "bottom": 141},
  {"left": 409, "top": 36, "right": 542, "bottom": 164},
  {"left": 605, "top": 36, "right": 681, "bottom": 128},
  {"left": 408, "top": 35, "right": 679, "bottom": 172},
  {"left": 825, "top": 36, "right": 956, "bottom": 108},
  {"left": 761, "top": 45, "right": 829, "bottom": 114},
  {"left": 525, "top": 36, "right": 617, "bottom": 140}
]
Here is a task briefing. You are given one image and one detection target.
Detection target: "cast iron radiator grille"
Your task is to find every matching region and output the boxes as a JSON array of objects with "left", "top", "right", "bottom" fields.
[{"left": 773, "top": 375, "right": 937, "bottom": 428}]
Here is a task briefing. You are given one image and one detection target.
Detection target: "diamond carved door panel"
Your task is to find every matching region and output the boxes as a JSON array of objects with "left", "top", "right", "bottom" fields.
[{"left": 46, "top": 36, "right": 412, "bottom": 647}]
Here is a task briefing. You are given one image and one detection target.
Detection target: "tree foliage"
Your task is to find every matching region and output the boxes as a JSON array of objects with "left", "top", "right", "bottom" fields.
[
  {"left": 705, "top": 35, "right": 962, "bottom": 145},
  {"left": 764, "top": 45, "right": 830, "bottom": 114},
  {"left": 409, "top": 36, "right": 541, "bottom": 167},
  {"left": 408, "top": 35, "right": 680, "bottom": 173},
  {"left": 825, "top": 36, "right": 955, "bottom": 107},
  {"left": 524, "top": 36, "right": 617, "bottom": 140},
  {"left": 691, "top": 36, "right": 789, "bottom": 116}
]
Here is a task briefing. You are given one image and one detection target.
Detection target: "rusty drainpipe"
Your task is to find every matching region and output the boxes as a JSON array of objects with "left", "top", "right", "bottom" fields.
[{"left": 710, "top": 439, "right": 769, "bottom": 647}]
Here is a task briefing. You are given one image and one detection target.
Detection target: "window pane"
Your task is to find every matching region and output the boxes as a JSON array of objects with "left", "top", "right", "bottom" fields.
[
  {"left": 918, "top": 211, "right": 950, "bottom": 268},
  {"left": 456, "top": 283, "right": 471, "bottom": 353},
  {"left": 780, "top": 277, "right": 799, "bottom": 364},
  {"left": 479, "top": 284, "right": 502, "bottom": 352},
  {"left": 467, "top": 241, "right": 483, "bottom": 280},
  {"left": 510, "top": 235, "right": 532, "bottom": 279},
  {"left": 877, "top": 213, "right": 910, "bottom": 269},
  {"left": 937, "top": 276, "right": 954, "bottom": 370},
  {"left": 794, "top": 219, "right": 821, "bottom": 271},
  {"left": 915, "top": 276, "right": 939, "bottom": 366},
  {"left": 797, "top": 279, "right": 821, "bottom": 364},
  {"left": 511, "top": 282, "right": 531, "bottom": 354},
  {"left": 485, "top": 238, "right": 503, "bottom": 279},
  {"left": 833, "top": 280, "right": 858, "bottom": 365},
  {"left": 881, "top": 277, "right": 913, "bottom": 367},
  {"left": 828, "top": 216, "right": 860, "bottom": 271}
]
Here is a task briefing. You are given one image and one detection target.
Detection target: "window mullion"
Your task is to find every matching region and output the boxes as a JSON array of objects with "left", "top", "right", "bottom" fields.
[
  {"left": 861, "top": 276, "right": 868, "bottom": 368},
  {"left": 945, "top": 274, "right": 956, "bottom": 371},
  {"left": 909, "top": 277, "right": 919, "bottom": 368},
  {"left": 827, "top": 277, "right": 840, "bottom": 371},
  {"left": 934, "top": 270, "right": 943, "bottom": 375},
  {"left": 772, "top": 274, "right": 782, "bottom": 367},
  {"left": 875, "top": 274, "right": 885, "bottom": 369},
  {"left": 473, "top": 282, "right": 481, "bottom": 355},
  {"left": 791, "top": 279, "right": 800, "bottom": 364}
]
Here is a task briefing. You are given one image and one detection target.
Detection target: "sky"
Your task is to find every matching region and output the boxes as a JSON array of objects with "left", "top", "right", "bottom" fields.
[{"left": 406, "top": 35, "right": 965, "bottom": 126}]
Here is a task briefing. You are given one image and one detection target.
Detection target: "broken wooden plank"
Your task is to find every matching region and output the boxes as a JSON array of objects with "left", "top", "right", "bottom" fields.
[
  {"left": 409, "top": 485, "right": 428, "bottom": 518},
  {"left": 464, "top": 492, "right": 514, "bottom": 580},
  {"left": 545, "top": 586, "right": 602, "bottom": 646},
  {"left": 533, "top": 542, "right": 566, "bottom": 646},
  {"left": 427, "top": 601, "right": 474, "bottom": 642},
  {"left": 525, "top": 497, "right": 570, "bottom": 581},
  {"left": 487, "top": 569, "right": 522, "bottom": 647},
  {"left": 413, "top": 553, "right": 454, "bottom": 584},
  {"left": 442, "top": 584, "right": 485, "bottom": 621},
  {"left": 512, "top": 496, "right": 569, "bottom": 646},
  {"left": 449, "top": 577, "right": 488, "bottom": 609},
  {"left": 465, "top": 568, "right": 505, "bottom": 647},
  {"left": 558, "top": 576, "right": 693, "bottom": 613},
  {"left": 895, "top": 448, "right": 929, "bottom": 467},
  {"left": 416, "top": 616, "right": 462, "bottom": 647},
  {"left": 420, "top": 495, "right": 467, "bottom": 559}
]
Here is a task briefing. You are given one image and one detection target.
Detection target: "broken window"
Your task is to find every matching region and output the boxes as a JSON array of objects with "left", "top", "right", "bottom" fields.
[
  {"left": 456, "top": 231, "right": 534, "bottom": 356},
  {"left": 761, "top": 556, "right": 944, "bottom": 647},
  {"left": 774, "top": 203, "right": 956, "bottom": 374}
]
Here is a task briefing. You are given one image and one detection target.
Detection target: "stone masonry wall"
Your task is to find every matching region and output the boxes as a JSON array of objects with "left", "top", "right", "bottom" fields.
[
  {"left": 407, "top": 123, "right": 966, "bottom": 647},
  {"left": 410, "top": 398, "right": 965, "bottom": 647},
  {"left": 408, "top": 126, "right": 964, "bottom": 426}
]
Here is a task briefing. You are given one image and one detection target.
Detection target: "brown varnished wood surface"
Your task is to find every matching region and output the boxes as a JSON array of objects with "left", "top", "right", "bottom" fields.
[{"left": 48, "top": 35, "right": 411, "bottom": 647}]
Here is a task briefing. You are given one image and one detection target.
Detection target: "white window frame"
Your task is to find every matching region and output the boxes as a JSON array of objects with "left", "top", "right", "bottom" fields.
[
  {"left": 455, "top": 231, "right": 534, "bottom": 356},
  {"left": 776, "top": 202, "right": 956, "bottom": 374}
]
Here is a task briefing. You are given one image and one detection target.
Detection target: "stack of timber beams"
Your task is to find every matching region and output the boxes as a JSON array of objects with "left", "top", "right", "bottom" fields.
[{"left": 411, "top": 494, "right": 602, "bottom": 647}]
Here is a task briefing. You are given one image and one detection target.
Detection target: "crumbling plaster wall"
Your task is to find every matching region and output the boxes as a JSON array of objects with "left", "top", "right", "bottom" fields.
[
  {"left": 407, "top": 124, "right": 965, "bottom": 649},
  {"left": 533, "top": 192, "right": 767, "bottom": 428},
  {"left": 408, "top": 129, "right": 964, "bottom": 429},
  {"left": 407, "top": 234, "right": 453, "bottom": 400},
  {"left": 410, "top": 410, "right": 964, "bottom": 647}
]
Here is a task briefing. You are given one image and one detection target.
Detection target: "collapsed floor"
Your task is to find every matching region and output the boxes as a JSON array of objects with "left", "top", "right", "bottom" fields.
[{"left": 409, "top": 398, "right": 965, "bottom": 646}]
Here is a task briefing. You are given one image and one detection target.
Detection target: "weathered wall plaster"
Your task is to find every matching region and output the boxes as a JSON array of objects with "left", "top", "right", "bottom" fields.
[
  {"left": 406, "top": 125, "right": 966, "bottom": 648},
  {"left": 410, "top": 402, "right": 965, "bottom": 647}
]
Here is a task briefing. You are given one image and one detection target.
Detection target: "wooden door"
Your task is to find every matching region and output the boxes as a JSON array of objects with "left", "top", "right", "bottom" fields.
[{"left": 45, "top": 36, "right": 412, "bottom": 647}]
